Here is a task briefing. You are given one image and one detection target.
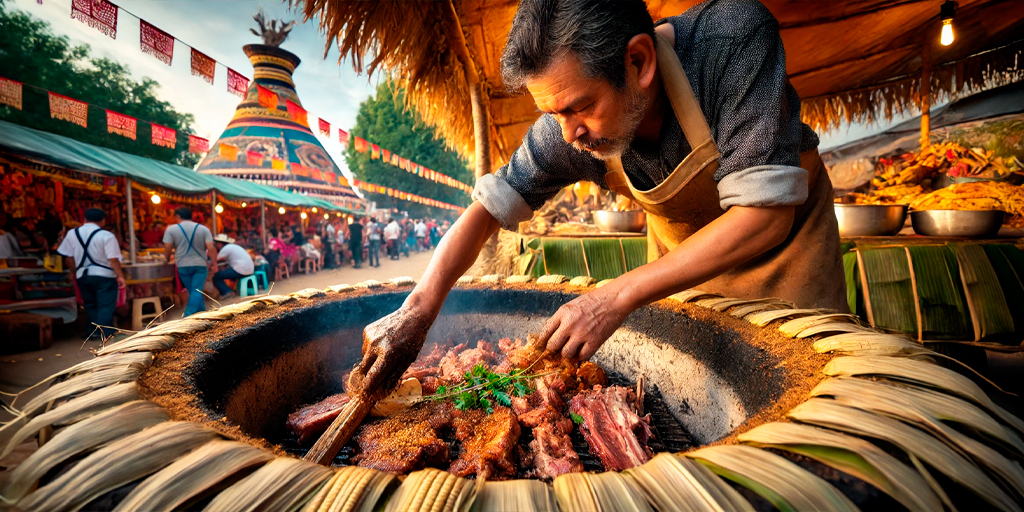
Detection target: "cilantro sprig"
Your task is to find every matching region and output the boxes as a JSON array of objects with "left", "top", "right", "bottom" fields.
[{"left": 426, "top": 364, "right": 550, "bottom": 414}]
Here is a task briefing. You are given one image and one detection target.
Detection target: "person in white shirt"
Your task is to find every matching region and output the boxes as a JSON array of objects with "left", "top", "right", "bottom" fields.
[
  {"left": 212, "top": 234, "right": 255, "bottom": 299},
  {"left": 384, "top": 218, "right": 401, "bottom": 260},
  {"left": 413, "top": 220, "right": 427, "bottom": 252},
  {"left": 56, "top": 208, "right": 126, "bottom": 339}
]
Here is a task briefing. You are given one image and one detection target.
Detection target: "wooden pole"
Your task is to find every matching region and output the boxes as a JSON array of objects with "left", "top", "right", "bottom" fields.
[
  {"left": 211, "top": 191, "right": 218, "bottom": 236},
  {"left": 443, "top": 0, "right": 491, "bottom": 178},
  {"left": 125, "top": 177, "right": 137, "bottom": 265},
  {"left": 260, "top": 199, "right": 267, "bottom": 249},
  {"left": 920, "top": 42, "right": 931, "bottom": 149}
]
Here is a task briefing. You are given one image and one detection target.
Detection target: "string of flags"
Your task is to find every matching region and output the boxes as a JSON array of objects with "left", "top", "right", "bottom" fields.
[{"left": 351, "top": 179, "right": 466, "bottom": 213}]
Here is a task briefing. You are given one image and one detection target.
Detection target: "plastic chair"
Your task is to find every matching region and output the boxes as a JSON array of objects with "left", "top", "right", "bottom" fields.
[
  {"left": 253, "top": 270, "right": 268, "bottom": 291},
  {"left": 274, "top": 260, "right": 290, "bottom": 281},
  {"left": 131, "top": 296, "right": 164, "bottom": 331},
  {"left": 302, "top": 257, "right": 319, "bottom": 274},
  {"left": 237, "top": 275, "right": 259, "bottom": 297}
]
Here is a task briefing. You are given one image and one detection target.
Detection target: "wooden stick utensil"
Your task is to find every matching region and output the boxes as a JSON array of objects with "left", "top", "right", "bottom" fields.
[{"left": 303, "top": 395, "right": 373, "bottom": 465}]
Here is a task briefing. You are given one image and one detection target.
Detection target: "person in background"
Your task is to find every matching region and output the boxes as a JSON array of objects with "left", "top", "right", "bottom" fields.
[
  {"left": 401, "top": 218, "right": 414, "bottom": 258},
  {"left": 349, "top": 217, "right": 365, "bottom": 268},
  {"left": 429, "top": 218, "right": 442, "bottom": 248},
  {"left": 384, "top": 217, "right": 401, "bottom": 260},
  {"left": 138, "top": 221, "right": 166, "bottom": 249},
  {"left": 57, "top": 208, "right": 125, "bottom": 339},
  {"left": 164, "top": 207, "right": 216, "bottom": 317},
  {"left": 323, "top": 219, "right": 337, "bottom": 269},
  {"left": 0, "top": 220, "right": 26, "bottom": 259},
  {"left": 367, "top": 216, "right": 382, "bottom": 268},
  {"left": 414, "top": 218, "right": 427, "bottom": 252},
  {"left": 212, "top": 234, "right": 254, "bottom": 299}
]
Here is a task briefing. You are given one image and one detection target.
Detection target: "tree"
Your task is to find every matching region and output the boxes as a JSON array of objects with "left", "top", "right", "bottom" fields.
[
  {"left": 346, "top": 83, "right": 472, "bottom": 219},
  {"left": 0, "top": 6, "right": 200, "bottom": 167}
]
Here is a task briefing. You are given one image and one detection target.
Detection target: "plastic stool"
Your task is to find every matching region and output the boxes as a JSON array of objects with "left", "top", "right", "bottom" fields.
[
  {"left": 302, "top": 257, "right": 319, "bottom": 274},
  {"left": 237, "top": 275, "right": 259, "bottom": 297},
  {"left": 254, "top": 270, "right": 268, "bottom": 291},
  {"left": 274, "top": 260, "right": 290, "bottom": 281},
  {"left": 132, "top": 296, "right": 164, "bottom": 331}
]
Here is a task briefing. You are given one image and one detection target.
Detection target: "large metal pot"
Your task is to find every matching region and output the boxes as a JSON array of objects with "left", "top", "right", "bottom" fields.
[
  {"left": 124, "top": 262, "right": 176, "bottom": 282},
  {"left": 910, "top": 210, "right": 1005, "bottom": 238},
  {"left": 592, "top": 210, "right": 646, "bottom": 233},
  {"left": 833, "top": 204, "right": 908, "bottom": 237}
]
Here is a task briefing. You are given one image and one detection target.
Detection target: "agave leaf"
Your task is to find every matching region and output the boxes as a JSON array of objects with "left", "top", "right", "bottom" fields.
[
  {"left": 843, "top": 249, "right": 859, "bottom": 315},
  {"left": 697, "top": 297, "right": 789, "bottom": 313},
  {"left": 624, "top": 453, "right": 753, "bottom": 512},
  {"left": 731, "top": 302, "right": 791, "bottom": 319},
  {"left": 983, "top": 244, "right": 1024, "bottom": 332},
  {"left": 811, "top": 378, "right": 1024, "bottom": 456},
  {"left": 113, "top": 440, "right": 273, "bottom": 512},
  {"left": 670, "top": 290, "right": 721, "bottom": 303},
  {"left": 906, "top": 245, "right": 972, "bottom": 340},
  {"left": 541, "top": 239, "right": 589, "bottom": 278},
  {"left": 788, "top": 398, "right": 1022, "bottom": 511},
  {"left": 858, "top": 247, "right": 917, "bottom": 335},
  {"left": 778, "top": 314, "right": 862, "bottom": 338},
  {"left": 794, "top": 323, "right": 877, "bottom": 338},
  {"left": 582, "top": 238, "right": 629, "bottom": 281},
  {"left": 738, "top": 422, "right": 942, "bottom": 512},
  {"left": 744, "top": 309, "right": 826, "bottom": 327},
  {"left": 811, "top": 333, "right": 931, "bottom": 358},
  {"left": 951, "top": 243, "right": 1015, "bottom": 340},
  {"left": 686, "top": 445, "right": 858, "bottom": 512},
  {"left": 822, "top": 356, "right": 1024, "bottom": 435}
]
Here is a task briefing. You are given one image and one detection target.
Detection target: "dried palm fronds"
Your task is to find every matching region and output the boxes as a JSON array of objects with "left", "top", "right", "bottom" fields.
[
  {"left": 738, "top": 422, "right": 942, "bottom": 512},
  {"left": 788, "top": 398, "right": 1024, "bottom": 508},
  {"left": 792, "top": 322, "right": 877, "bottom": 337},
  {"left": 354, "top": 280, "right": 383, "bottom": 289},
  {"left": 729, "top": 302, "right": 790, "bottom": 319},
  {"left": 390, "top": 276, "right": 416, "bottom": 286},
  {"left": 292, "top": 288, "right": 327, "bottom": 299},
  {"left": 551, "top": 473, "right": 596, "bottom": 512},
  {"left": 304, "top": 466, "right": 395, "bottom": 512},
  {"left": 588, "top": 471, "right": 653, "bottom": 512},
  {"left": 202, "top": 457, "right": 333, "bottom": 512},
  {"left": 743, "top": 308, "right": 826, "bottom": 327},
  {"left": 536, "top": 274, "right": 568, "bottom": 285},
  {"left": 326, "top": 284, "right": 354, "bottom": 293},
  {"left": 471, "top": 480, "right": 557, "bottom": 512},
  {"left": 0, "top": 401, "right": 168, "bottom": 504},
  {"left": 686, "top": 445, "right": 859, "bottom": 512},
  {"left": 383, "top": 468, "right": 473, "bottom": 512},
  {"left": 96, "top": 334, "right": 176, "bottom": 355},
  {"left": 625, "top": 453, "right": 753, "bottom": 512},
  {"left": 669, "top": 290, "right": 721, "bottom": 303},
  {"left": 822, "top": 356, "right": 1024, "bottom": 434},
  {"left": 113, "top": 440, "right": 273, "bottom": 512},
  {"left": 0, "top": 382, "right": 139, "bottom": 458},
  {"left": 811, "top": 377, "right": 1024, "bottom": 456},
  {"left": 811, "top": 333, "right": 928, "bottom": 357},
  {"left": 7, "top": 352, "right": 152, "bottom": 410},
  {"left": 17, "top": 366, "right": 144, "bottom": 417},
  {"left": 777, "top": 313, "right": 862, "bottom": 338},
  {"left": 15, "top": 421, "right": 216, "bottom": 512},
  {"left": 695, "top": 297, "right": 790, "bottom": 313}
]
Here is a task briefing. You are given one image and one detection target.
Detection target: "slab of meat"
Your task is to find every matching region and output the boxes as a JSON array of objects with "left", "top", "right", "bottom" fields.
[
  {"left": 505, "top": 335, "right": 608, "bottom": 394},
  {"left": 528, "top": 421, "right": 582, "bottom": 479},
  {"left": 286, "top": 393, "right": 351, "bottom": 444},
  {"left": 569, "top": 385, "right": 654, "bottom": 471},
  {"left": 439, "top": 340, "right": 501, "bottom": 383},
  {"left": 449, "top": 407, "right": 520, "bottom": 480},
  {"left": 353, "top": 402, "right": 454, "bottom": 473}
]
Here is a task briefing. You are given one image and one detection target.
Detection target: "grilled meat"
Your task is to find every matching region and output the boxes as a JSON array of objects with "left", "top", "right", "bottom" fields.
[
  {"left": 353, "top": 401, "right": 454, "bottom": 473},
  {"left": 286, "top": 393, "right": 351, "bottom": 444},
  {"left": 439, "top": 340, "right": 501, "bottom": 383},
  {"left": 528, "top": 421, "right": 582, "bottom": 479},
  {"left": 449, "top": 407, "right": 521, "bottom": 480},
  {"left": 569, "top": 385, "right": 654, "bottom": 471}
]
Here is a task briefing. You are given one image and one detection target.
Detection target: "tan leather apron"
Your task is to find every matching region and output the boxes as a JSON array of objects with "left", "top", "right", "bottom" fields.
[{"left": 604, "top": 34, "right": 848, "bottom": 311}]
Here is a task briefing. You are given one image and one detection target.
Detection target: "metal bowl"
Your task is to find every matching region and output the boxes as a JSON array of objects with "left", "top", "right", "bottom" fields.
[
  {"left": 911, "top": 210, "right": 1005, "bottom": 238},
  {"left": 834, "top": 204, "right": 908, "bottom": 237},
  {"left": 593, "top": 210, "right": 646, "bottom": 233}
]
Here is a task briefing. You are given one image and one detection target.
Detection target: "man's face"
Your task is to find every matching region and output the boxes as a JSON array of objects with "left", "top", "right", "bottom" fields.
[{"left": 527, "top": 53, "right": 649, "bottom": 160}]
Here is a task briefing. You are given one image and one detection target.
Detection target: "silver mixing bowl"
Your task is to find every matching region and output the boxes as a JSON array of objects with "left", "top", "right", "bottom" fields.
[
  {"left": 834, "top": 204, "right": 908, "bottom": 237},
  {"left": 593, "top": 210, "right": 646, "bottom": 233},
  {"left": 910, "top": 210, "right": 1005, "bottom": 238}
]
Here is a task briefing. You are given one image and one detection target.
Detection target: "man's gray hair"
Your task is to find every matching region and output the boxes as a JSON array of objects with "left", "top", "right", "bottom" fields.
[{"left": 500, "top": 0, "right": 655, "bottom": 92}]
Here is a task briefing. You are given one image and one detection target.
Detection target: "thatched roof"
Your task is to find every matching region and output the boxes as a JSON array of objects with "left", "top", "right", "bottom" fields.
[{"left": 299, "top": 0, "right": 1024, "bottom": 168}]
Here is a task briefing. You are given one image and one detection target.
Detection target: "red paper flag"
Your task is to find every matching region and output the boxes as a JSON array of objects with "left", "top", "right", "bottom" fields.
[
  {"left": 48, "top": 92, "right": 88, "bottom": 128},
  {"left": 338, "top": 129, "right": 349, "bottom": 146},
  {"left": 382, "top": 149, "right": 391, "bottom": 162},
  {"left": 324, "top": 172, "right": 336, "bottom": 183},
  {"left": 188, "top": 135, "right": 209, "bottom": 153},
  {"left": 353, "top": 137, "right": 368, "bottom": 152},
  {"left": 140, "top": 20, "right": 174, "bottom": 65},
  {"left": 318, "top": 118, "right": 330, "bottom": 137},
  {"left": 0, "top": 77, "right": 23, "bottom": 110},
  {"left": 246, "top": 150, "right": 264, "bottom": 167},
  {"left": 312, "top": 169, "right": 323, "bottom": 181},
  {"left": 151, "top": 123, "right": 176, "bottom": 149},
  {"left": 105, "top": 109, "right": 136, "bottom": 140},
  {"left": 190, "top": 48, "right": 215, "bottom": 84},
  {"left": 371, "top": 144, "right": 380, "bottom": 160},
  {"left": 257, "top": 84, "right": 278, "bottom": 110},
  {"left": 219, "top": 143, "right": 239, "bottom": 160},
  {"left": 227, "top": 68, "right": 248, "bottom": 98},
  {"left": 286, "top": 99, "right": 308, "bottom": 126},
  {"left": 71, "top": 0, "right": 117, "bottom": 39}
]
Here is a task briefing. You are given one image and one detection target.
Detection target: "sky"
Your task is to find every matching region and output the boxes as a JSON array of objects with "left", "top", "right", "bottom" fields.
[
  {"left": 9, "top": 0, "right": 380, "bottom": 176},
  {"left": 8, "top": 0, "right": 911, "bottom": 170}
]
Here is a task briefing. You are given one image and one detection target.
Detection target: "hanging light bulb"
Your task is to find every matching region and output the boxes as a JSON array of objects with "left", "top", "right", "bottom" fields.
[
  {"left": 347, "top": 217, "right": 354, "bottom": 225},
  {"left": 300, "top": 212, "right": 308, "bottom": 219},
  {"left": 241, "top": 202, "right": 247, "bottom": 207},
  {"left": 150, "top": 194, "right": 161, "bottom": 204},
  {"left": 940, "top": 1, "right": 955, "bottom": 46},
  {"left": 324, "top": 213, "right": 330, "bottom": 219},
  {"left": 336, "top": 213, "right": 342, "bottom": 218},
  {"left": 312, "top": 207, "right": 318, "bottom": 213},
  {"left": 215, "top": 204, "right": 224, "bottom": 214},
  {"left": 278, "top": 206, "right": 286, "bottom": 214}
]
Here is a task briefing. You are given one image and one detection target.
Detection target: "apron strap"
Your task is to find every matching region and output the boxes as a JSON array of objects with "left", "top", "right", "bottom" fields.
[
  {"left": 178, "top": 223, "right": 202, "bottom": 259},
  {"left": 73, "top": 227, "right": 113, "bottom": 277}
]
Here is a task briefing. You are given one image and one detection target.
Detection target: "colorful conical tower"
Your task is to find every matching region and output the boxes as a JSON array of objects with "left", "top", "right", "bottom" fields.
[{"left": 196, "top": 17, "right": 362, "bottom": 212}]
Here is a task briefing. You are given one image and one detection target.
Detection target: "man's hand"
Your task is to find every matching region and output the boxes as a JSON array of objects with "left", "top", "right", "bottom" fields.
[
  {"left": 536, "top": 284, "right": 633, "bottom": 361},
  {"left": 348, "top": 307, "right": 434, "bottom": 402},
  {"left": 116, "top": 277, "right": 126, "bottom": 289}
]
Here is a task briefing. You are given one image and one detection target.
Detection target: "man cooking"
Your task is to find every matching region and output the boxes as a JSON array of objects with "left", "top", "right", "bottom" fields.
[{"left": 349, "top": 0, "right": 846, "bottom": 400}]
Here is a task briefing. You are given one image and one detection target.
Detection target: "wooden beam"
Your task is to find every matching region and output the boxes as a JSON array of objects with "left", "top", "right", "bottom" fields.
[
  {"left": 443, "top": 0, "right": 492, "bottom": 177},
  {"left": 920, "top": 42, "right": 931, "bottom": 149}
]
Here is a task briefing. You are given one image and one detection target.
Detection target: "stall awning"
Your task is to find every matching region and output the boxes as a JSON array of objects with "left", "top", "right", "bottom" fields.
[{"left": 0, "top": 120, "right": 342, "bottom": 211}]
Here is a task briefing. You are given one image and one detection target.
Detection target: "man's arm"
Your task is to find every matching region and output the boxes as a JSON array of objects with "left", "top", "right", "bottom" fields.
[
  {"left": 206, "top": 241, "right": 218, "bottom": 270},
  {"left": 164, "top": 242, "right": 174, "bottom": 263},
  {"left": 349, "top": 202, "right": 500, "bottom": 401},
  {"left": 539, "top": 205, "right": 795, "bottom": 360},
  {"left": 109, "top": 258, "right": 127, "bottom": 289},
  {"left": 64, "top": 257, "right": 77, "bottom": 284}
]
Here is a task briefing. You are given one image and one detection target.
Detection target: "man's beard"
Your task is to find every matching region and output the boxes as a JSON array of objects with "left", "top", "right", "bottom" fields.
[{"left": 573, "top": 82, "right": 649, "bottom": 160}]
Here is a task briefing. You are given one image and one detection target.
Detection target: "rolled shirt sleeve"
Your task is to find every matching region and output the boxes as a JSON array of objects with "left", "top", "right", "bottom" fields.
[{"left": 103, "top": 233, "right": 123, "bottom": 262}]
